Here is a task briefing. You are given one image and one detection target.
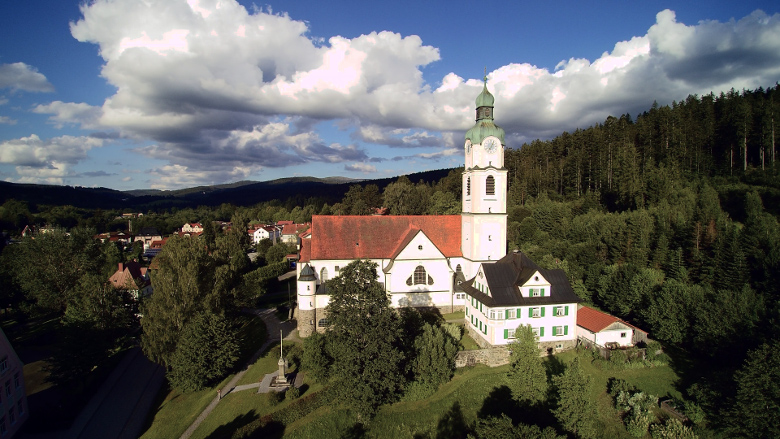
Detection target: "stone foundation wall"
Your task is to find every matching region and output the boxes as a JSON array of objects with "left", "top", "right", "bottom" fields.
[
  {"left": 296, "top": 308, "right": 316, "bottom": 338},
  {"left": 455, "top": 347, "right": 510, "bottom": 368},
  {"left": 539, "top": 339, "right": 577, "bottom": 354}
]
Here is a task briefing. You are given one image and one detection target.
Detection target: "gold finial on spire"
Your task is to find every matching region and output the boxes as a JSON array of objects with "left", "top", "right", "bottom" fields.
[{"left": 483, "top": 66, "right": 487, "bottom": 83}]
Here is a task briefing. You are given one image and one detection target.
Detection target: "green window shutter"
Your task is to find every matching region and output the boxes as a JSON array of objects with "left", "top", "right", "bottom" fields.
[
  {"left": 517, "top": 308, "right": 521, "bottom": 318},
  {"left": 553, "top": 306, "right": 558, "bottom": 315},
  {"left": 540, "top": 327, "right": 544, "bottom": 337},
  {"left": 541, "top": 288, "right": 545, "bottom": 297},
  {"left": 528, "top": 308, "right": 533, "bottom": 318},
  {"left": 504, "top": 329, "right": 508, "bottom": 339},
  {"left": 541, "top": 307, "right": 545, "bottom": 317},
  {"left": 505, "top": 309, "right": 509, "bottom": 319},
  {"left": 565, "top": 305, "right": 569, "bottom": 316},
  {"left": 552, "top": 326, "right": 557, "bottom": 336},
  {"left": 564, "top": 325, "right": 569, "bottom": 335}
]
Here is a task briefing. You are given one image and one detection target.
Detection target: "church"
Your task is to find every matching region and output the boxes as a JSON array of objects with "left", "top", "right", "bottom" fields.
[{"left": 296, "top": 80, "right": 580, "bottom": 349}]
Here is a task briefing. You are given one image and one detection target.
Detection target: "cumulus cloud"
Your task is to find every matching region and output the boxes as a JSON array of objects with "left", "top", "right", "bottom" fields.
[
  {"left": 0, "top": 134, "right": 105, "bottom": 168},
  {"left": 34, "top": 101, "right": 103, "bottom": 129},
  {"left": 344, "top": 163, "right": 377, "bottom": 173},
  {"left": 0, "top": 135, "right": 108, "bottom": 185},
  {"left": 43, "top": 1, "right": 780, "bottom": 187},
  {"left": 0, "top": 63, "right": 55, "bottom": 93},
  {"left": 354, "top": 125, "right": 444, "bottom": 148},
  {"left": 0, "top": 116, "right": 16, "bottom": 125}
]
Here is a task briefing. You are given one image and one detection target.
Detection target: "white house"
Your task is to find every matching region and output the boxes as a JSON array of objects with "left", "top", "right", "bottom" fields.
[
  {"left": 576, "top": 305, "right": 648, "bottom": 348},
  {"left": 182, "top": 222, "right": 204, "bottom": 233},
  {"left": 250, "top": 225, "right": 279, "bottom": 244},
  {"left": 296, "top": 79, "right": 581, "bottom": 345},
  {"left": 463, "top": 251, "right": 580, "bottom": 349}
]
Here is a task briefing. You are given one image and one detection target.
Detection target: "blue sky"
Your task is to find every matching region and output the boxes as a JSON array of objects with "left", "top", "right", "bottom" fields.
[{"left": 1, "top": 0, "right": 779, "bottom": 190}]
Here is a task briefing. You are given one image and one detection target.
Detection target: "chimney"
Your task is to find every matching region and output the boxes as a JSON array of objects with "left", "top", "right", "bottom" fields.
[{"left": 118, "top": 262, "right": 124, "bottom": 272}]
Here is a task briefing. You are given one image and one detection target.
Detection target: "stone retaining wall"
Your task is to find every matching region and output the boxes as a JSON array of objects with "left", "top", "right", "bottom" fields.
[{"left": 455, "top": 347, "right": 510, "bottom": 368}]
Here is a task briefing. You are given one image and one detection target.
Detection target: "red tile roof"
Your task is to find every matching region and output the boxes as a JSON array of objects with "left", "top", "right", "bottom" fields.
[
  {"left": 577, "top": 305, "right": 647, "bottom": 334},
  {"left": 307, "top": 215, "right": 461, "bottom": 261}
]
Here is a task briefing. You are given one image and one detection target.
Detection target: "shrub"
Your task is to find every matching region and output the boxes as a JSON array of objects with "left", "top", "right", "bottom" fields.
[
  {"left": 442, "top": 323, "right": 463, "bottom": 342},
  {"left": 644, "top": 340, "right": 663, "bottom": 360},
  {"left": 682, "top": 400, "right": 706, "bottom": 426},
  {"left": 267, "top": 390, "right": 284, "bottom": 406},
  {"left": 650, "top": 418, "right": 697, "bottom": 439},
  {"left": 609, "top": 350, "right": 629, "bottom": 368},
  {"left": 608, "top": 378, "right": 635, "bottom": 398},
  {"left": 286, "top": 386, "right": 301, "bottom": 400}
]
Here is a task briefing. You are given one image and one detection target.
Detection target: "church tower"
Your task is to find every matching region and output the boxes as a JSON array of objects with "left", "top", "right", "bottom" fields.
[{"left": 461, "top": 78, "right": 508, "bottom": 277}]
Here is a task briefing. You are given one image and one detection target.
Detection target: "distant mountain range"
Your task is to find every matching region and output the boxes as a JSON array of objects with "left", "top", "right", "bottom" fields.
[{"left": 0, "top": 170, "right": 454, "bottom": 210}]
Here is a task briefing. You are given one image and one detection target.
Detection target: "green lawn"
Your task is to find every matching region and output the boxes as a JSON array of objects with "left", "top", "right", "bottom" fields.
[
  {"left": 441, "top": 311, "right": 465, "bottom": 321},
  {"left": 142, "top": 343, "right": 688, "bottom": 439}
]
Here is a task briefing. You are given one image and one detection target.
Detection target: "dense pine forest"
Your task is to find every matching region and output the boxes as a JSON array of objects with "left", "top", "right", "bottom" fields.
[{"left": 1, "top": 84, "right": 779, "bottom": 437}]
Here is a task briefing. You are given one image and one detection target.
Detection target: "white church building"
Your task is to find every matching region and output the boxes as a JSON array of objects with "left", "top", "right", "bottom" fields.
[{"left": 296, "top": 80, "right": 581, "bottom": 347}]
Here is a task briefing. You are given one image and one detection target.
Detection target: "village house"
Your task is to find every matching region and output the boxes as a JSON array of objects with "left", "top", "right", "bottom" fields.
[
  {"left": 109, "top": 261, "right": 153, "bottom": 300},
  {"left": 0, "top": 328, "right": 28, "bottom": 437},
  {"left": 134, "top": 227, "right": 162, "bottom": 250},
  {"left": 248, "top": 225, "right": 280, "bottom": 245},
  {"left": 576, "top": 305, "right": 648, "bottom": 348}
]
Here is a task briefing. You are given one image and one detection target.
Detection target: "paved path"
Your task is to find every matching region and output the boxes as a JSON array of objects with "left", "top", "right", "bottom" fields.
[{"left": 178, "top": 309, "right": 296, "bottom": 439}]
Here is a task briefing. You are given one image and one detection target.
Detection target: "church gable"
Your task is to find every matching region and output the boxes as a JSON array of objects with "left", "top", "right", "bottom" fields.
[{"left": 393, "top": 229, "right": 446, "bottom": 261}]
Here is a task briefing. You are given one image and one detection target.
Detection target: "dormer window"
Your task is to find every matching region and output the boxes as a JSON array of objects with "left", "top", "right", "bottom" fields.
[{"left": 529, "top": 288, "right": 545, "bottom": 297}]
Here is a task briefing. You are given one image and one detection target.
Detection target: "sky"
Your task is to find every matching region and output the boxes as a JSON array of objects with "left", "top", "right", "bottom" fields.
[{"left": 1, "top": 1, "right": 779, "bottom": 191}]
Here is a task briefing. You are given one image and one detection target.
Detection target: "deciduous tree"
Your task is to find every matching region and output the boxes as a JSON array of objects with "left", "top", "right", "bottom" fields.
[{"left": 324, "top": 260, "right": 405, "bottom": 418}]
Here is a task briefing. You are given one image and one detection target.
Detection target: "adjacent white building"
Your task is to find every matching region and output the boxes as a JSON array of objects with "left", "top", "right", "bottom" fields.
[{"left": 576, "top": 305, "right": 648, "bottom": 348}]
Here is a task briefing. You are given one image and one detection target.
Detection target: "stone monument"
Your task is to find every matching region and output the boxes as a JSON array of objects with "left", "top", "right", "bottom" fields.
[{"left": 270, "top": 330, "right": 290, "bottom": 389}]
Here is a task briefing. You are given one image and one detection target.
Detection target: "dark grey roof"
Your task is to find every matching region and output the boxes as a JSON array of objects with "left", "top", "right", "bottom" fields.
[
  {"left": 453, "top": 271, "right": 467, "bottom": 292},
  {"left": 464, "top": 251, "right": 582, "bottom": 307},
  {"left": 136, "top": 227, "right": 160, "bottom": 236},
  {"left": 298, "top": 264, "right": 317, "bottom": 281}
]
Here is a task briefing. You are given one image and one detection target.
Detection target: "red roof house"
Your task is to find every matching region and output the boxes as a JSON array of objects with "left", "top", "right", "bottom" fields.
[{"left": 576, "top": 305, "right": 648, "bottom": 347}]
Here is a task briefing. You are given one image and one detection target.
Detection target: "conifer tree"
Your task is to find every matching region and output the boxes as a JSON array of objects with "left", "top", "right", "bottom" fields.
[
  {"left": 507, "top": 325, "right": 548, "bottom": 404},
  {"left": 552, "top": 357, "right": 597, "bottom": 439}
]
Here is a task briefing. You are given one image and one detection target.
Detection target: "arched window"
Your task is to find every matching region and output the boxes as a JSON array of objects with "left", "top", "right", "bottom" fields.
[
  {"left": 407, "top": 265, "right": 434, "bottom": 286},
  {"left": 486, "top": 175, "right": 495, "bottom": 195},
  {"left": 466, "top": 177, "right": 471, "bottom": 196},
  {"left": 320, "top": 267, "right": 328, "bottom": 284},
  {"left": 456, "top": 264, "right": 462, "bottom": 273}
]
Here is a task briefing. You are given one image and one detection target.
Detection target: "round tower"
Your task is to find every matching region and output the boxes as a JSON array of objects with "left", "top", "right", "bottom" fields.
[{"left": 296, "top": 264, "right": 317, "bottom": 337}]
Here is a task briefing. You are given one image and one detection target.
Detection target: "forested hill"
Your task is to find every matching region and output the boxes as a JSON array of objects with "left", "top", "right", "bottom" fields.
[
  {"left": 505, "top": 85, "right": 780, "bottom": 217},
  {"left": 0, "top": 169, "right": 452, "bottom": 211}
]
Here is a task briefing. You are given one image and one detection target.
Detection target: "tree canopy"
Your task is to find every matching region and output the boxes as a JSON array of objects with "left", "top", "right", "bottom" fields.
[{"left": 323, "top": 259, "right": 405, "bottom": 418}]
